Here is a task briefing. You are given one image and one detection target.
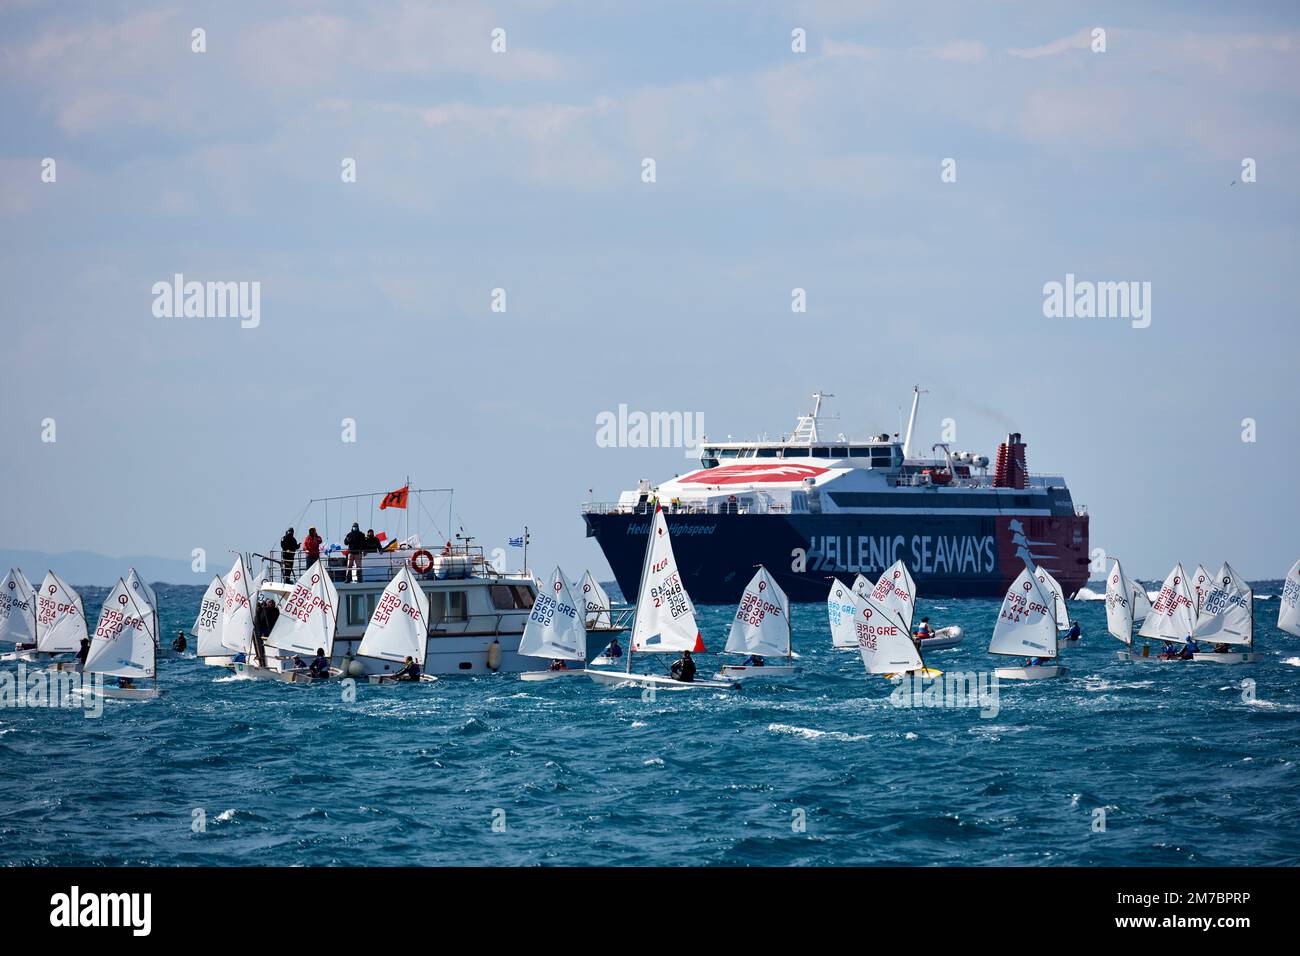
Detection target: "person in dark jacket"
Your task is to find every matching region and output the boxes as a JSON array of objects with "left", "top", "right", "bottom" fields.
[
  {"left": 280, "top": 528, "right": 299, "bottom": 581},
  {"left": 389, "top": 655, "right": 422, "bottom": 681},
  {"left": 364, "top": 529, "right": 382, "bottom": 553},
  {"left": 308, "top": 648, "right": 331, "bottom": 679},
  {"left": 345, "top": 523, "right": 366, "bottom": 581},
  {"left": 76, "top": 637, "right": 91, "bottom": 666},
  {"left": 670, "top": 649, "right": 697, "bottom": 682},
  {"left": 172, "top": 631, "right": 187, "bottom": 653},
  {"left": 302, "top": 527, "right": 323, "bottom": 566}
]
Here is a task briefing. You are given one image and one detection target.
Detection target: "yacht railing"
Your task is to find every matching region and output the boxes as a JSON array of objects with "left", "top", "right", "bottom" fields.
[{"left": 257, "top": 546, "right": 528, "bottom": 586}]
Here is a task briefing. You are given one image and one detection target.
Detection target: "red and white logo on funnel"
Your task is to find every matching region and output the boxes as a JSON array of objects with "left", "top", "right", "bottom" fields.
[{"left": 676, "top": 463, "right": 829, "bottom": 485}]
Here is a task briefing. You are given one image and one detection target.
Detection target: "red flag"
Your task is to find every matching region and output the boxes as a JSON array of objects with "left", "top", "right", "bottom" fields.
[{"left": 380, "top": 485, "right": 409, "bottom": 510}]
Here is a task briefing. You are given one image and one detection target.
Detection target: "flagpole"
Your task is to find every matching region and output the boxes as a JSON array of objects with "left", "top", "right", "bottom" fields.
[{"left": 523, "top": 526, "right": 529, "bottom": 578}]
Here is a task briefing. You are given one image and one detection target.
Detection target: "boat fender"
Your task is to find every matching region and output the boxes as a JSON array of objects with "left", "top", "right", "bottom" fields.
[
  {"left": 410, "top": 550, "right": 435, "bottom": 575},
  {"left": 342, "top": 656, "right": 365, "bottom": 678},
  {"left": 486, "top": 639, "right": 502, "bottom": 672}
]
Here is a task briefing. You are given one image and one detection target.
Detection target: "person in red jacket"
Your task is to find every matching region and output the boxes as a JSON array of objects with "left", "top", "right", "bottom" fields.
[{"left": 302, "top": 527, "right": 323, "bottom": 568}]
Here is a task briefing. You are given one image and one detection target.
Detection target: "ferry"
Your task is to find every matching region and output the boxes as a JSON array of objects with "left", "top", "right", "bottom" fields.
[
  {"left": 237, "top": 491, "right": 624, "bottom": 678},
  {"left": 583, "top": 389, "right": 1090, "bottom": 605}
]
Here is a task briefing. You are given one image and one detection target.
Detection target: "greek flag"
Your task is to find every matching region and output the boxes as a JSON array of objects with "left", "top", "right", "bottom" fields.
[{"left": 508, "top": 536, "right": 524, "bottom": 548}]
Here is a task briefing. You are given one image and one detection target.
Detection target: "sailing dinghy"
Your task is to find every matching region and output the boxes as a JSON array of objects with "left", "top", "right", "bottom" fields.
[
  {"left": 220, "top": 556, "right": 265, "bottom": 672},
  {"left": 0, "top": 568, "right": 38, "bottom": 660},
  {"left": 854, "top": 584, "right": 941, "bottom": 680},
  {"left": 1278, "top": 559, "right": 1300, "bottom": 638},
  {"left": 1190, "top": 563, "right": 1258, "bottom": 663},
  {"left": 873, "top": 558, "right": 964, "bottom": 651},
  {"left": 81, "top": 578, "right": 162, "bottom": 699},
  {"left": 518, "top": 567, "right": 588, "bottom": 681},
  {"left": 1105, "top": 558, "right": 1152, "bottom": 661},
  {"left": 716, "top": 566, "right": 796, "bottom": 680},
  {"left": 356, "top": 565, "right": 437, "bottom": 683},
  {"left": 578, "top": 571, "right": 612, "bottom": 629},
  {"left": 32, "top": 571, "right": 87, "bottom": 663},
  {"left": 192, "top": 575, "right": 231, "bottom": 665},
  {"left": 255, "top": 560, "right": 342, "bottom": 682},
  {"left": 1034, "top": 565, "right": 1074, "bottom": 644},
  {"left": 586, "top": 504, "right": 737, "bottom": 691},
  {"left": 988, "top": 566, "right": 1065, "bottom": 680},
  {"left": 1137, "top": 563, "right": 1198, "bottom": 660},
  {"left": 828, "top": 579, "right": 860, "bottom": 651}
]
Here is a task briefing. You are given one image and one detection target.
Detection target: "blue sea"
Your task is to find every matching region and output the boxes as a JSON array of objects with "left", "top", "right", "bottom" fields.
[{"left": 2, "top": 582, "right": 1298, "bottom": 866}]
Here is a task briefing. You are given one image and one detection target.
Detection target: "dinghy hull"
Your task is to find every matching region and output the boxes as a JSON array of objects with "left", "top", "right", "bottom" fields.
[
  {"left": 519, "top": 669, "right": 585, "bottom": 681},
  {"left": 919, "top": 626, "right": 963, "bottom": 651},
  {"left": 716, "top": 663, "right": 798, "bottom": 681},
  {"left": 585, "top": 669, "right": 739, "bottom": 691},
  {"left": 1192, "top": 651, "right": 1260, "bottom": 664},
  {"left": 994, "top": 665, "right": 1065, "bottom": 680}
]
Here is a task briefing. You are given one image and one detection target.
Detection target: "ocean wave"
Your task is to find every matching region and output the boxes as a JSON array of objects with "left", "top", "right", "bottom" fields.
[{"left": 766, "top": 722, "right": 871, "bottom": 742}]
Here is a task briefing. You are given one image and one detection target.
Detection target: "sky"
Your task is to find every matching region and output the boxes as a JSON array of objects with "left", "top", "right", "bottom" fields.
[{"left": 1, "top": 0, "right": 1297, "bottom": 583}]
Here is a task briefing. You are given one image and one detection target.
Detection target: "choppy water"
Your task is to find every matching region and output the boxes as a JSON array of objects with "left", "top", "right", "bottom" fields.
[{"left": 2, "top": 582, "right": 1298, "bottom": 866}]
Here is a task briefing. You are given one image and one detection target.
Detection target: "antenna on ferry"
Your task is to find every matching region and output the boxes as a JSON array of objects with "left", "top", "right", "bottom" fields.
[{"left": 902, "top": 385, "right": 929, "bottom": 461}]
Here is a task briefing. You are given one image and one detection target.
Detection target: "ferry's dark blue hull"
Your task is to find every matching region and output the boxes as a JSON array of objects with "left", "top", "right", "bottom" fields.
[{"left": 584, "top": 510, "right": 1089, "bottom": 605}]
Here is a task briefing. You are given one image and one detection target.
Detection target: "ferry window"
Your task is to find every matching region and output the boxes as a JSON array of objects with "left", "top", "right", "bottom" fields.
[
  {"left": 510, "top": 585, "right": 535, "bottom": 609},
  {"left": 756, "top": 447, "right": 779, "bottom": 458},
  {"left": 718, "top": 449, "right": 740, "bottom": 459},
  {"left": 871, "top": 452, "right": 892, "bottom": 467},
  {"left": 428, "top": 591, "right": 445, "bottom": 623},
  {"left": 490, "top": 585, "right": 515, "bottom": 610},
  {"left": 347, "top": 592, "right": 377, "bottom": 626},
  {"left": 447, "top": 590, "right": 468, "bottom": 621},
  {"left": 812, "top": 447, "right": 831, "bottom": 457},
  {"left": 849, "top": 447, "right": 872, "bottom": 458}
]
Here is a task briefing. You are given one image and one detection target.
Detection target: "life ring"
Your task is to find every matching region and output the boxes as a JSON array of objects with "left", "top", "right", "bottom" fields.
[{"left": 410, "top": 550, "right": 435, "bottom": 575}]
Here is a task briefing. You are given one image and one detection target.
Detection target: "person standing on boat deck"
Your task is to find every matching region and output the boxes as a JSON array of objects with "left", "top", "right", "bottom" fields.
[
  {"left": 263, "top": 598, "right": 279, "bottom": 636},
  {"left": 303, "top": 527, "right": 323, "bottom": 568},
  {"left": 308, "top": 647, "right": 330, "bottom": 679},
  {"left": 253, "top": 599, "right": 272, "bottom": 639},
  {"left": 364, "top": 529, "right": 381, "bottom": 554},
  {"left": 344, "top": 523, "right": 366, "bottom": 581},
  {"left": 280, "top": 528, "right": 299, "bottom": 581},
  {"left": 670, "top": 649, "right": 697, "bottom": 682}
]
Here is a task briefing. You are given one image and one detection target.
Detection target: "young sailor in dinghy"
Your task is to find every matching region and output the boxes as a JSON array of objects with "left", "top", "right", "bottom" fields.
[
  {"left": 388, "top": 656, "right": 423, "bottom": 681},
  {"left": 1137, "top": 563, "right": 1198, "bottom": 663},
  {"left": 81, "top": 578, "right": 162, "bottom": 699},
  {"left": 1190, "top": 563, "right": 1259, "bottom": 664},
  {"left": 586, "top": 503, "right": 737, "bottom": 691},
  {"left": 988, "top": 566, "right": 1065, "bottom": 680},
  {"left": 517, "top": 568, "right": 587, "bottom": 680},
  {"left": 670, "top": 649, "right": 697, "bottom": 682},
  {"left": 717, "top": 566, "right": 796, "bottom": 680}
]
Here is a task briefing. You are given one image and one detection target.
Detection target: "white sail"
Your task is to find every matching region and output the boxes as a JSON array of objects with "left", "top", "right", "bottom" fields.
[
  {"left": 85, "top": 579, "right": 156, "bottom": 678},
  {"left": 357, "top": 565, "right": 431, "bottom": 664},
  {"left": 989, "top": 566, "right": 1058, "bottom": 659},
  {"left": 1104, "top": 559, "right": 1135, "bottom": 646},
  {"left": 1137, "top": 563, "right": 1197, "bottom": 643},
  {"left": 1193, "top": 563, "right": 1253, "bottom": 646},
  {"left": 630, "top": 505, "right": 703, "bottom": 653},
  {"left": 1131, "top": 580, "right": 1153, "bottom": 620},
  {"left": 1278, "top": 559, "right": 1300, "bottom": 638},
  {"left": 577, "top": 571, "right": 611, "bottom": 628},
  {"left": 851, "top": 573, "right": 873, "bottom": 598},
  {"left": 125, "top": 567, "right": 158, "bottom": 615},
  {"left": 856, "top": 588, "right": 923, "bottom": 675},
  {"left": 518, "top": 567, "right": 587, "bottom": 662},
  {"left": 1190, "top": 565, "right": 1213, "bottom": 615},
  {"left": 192, "top": 575, "right": 227, "bottom": 657},
  {"left": 871, "top": 559, "right": 918, "bottom": 633},
  {"left": 827, "top": 579, "right": 859, "bottom": 649},
  {"left": 220, "top": 556, "right": 256, "bottom": 654},
  {"left": 1034, "top": 566, "right": 1070, "bottom": 630},
  {"left": 267, "top": 560, "right": 340, "bottom": 657},
  {"left": 0, "top": 568, "right": 36, "bottom": 645},
  {"left": 35, "top": 571, "right": 87, "bottom": 653},
  {"left": 725, "top": 566, "right": 790, "bottom": 658}
]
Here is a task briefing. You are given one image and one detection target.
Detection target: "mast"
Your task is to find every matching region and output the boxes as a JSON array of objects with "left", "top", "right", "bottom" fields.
[
  {"left": 902, "top": 385, "right": 928, "bottom": 461},
  {"left": 626, "top": 500, "right": 660, "bottom": 674}
]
